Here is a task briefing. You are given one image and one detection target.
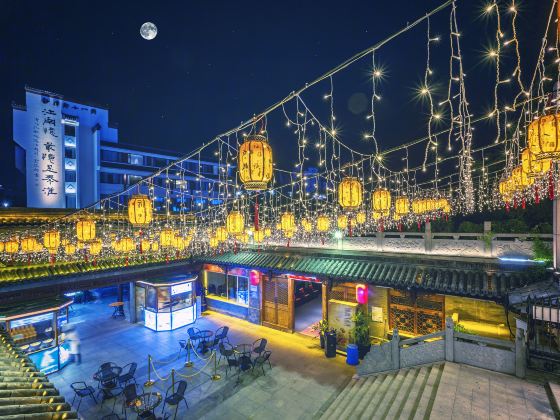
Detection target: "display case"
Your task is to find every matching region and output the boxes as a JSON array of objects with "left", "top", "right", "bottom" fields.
[
  {"left": 0, "top": 297, "right": 73, "bottom": 374},
  {"left": 136, "top": 274, "right": 197, "bottom": 332}
]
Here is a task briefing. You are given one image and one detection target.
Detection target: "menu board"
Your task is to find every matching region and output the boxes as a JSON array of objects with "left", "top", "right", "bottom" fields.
[{"left": 328, "top": 299, "right": 358, "bottom": 348}]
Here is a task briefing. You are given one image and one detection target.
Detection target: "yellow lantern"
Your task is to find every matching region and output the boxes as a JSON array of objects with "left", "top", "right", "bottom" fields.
[
  {"left": 237, "top": 233, "right": 250, "bottom": 243},
  {"left": 281, "top": 212, "right": 296, "bottom": 233},
  {"left": 511, "top": 166, "right": 522, "bottom": 188},
  {"left": 372, "top": 211, "right": 384, "bottom": 220},
  {"left": 151, "top": 242, "right": 160, "bottom": 252},
  {"left": 65, "top": 244, "right": 76, "bottom": 255},
  {"left": 395, "top": 197, "right": 409, "bottom": 217},
  {"left": 338, "top": 177, "right": 363, "bottom": 210},
  {"left": 43, "top": 230, "right": 61, "bottom": 250},
  {"left": 238, "top": 134, "right": 274, "bottom": 190},
  {"left": 301, "top": 218, "right": 313, "bottom": 232},
  {"left": 412, "top": 199, "right": 425, "bottom": 214},
  {"left": 337, "top": 214, "right": 348, "bottom": 229},
  {"left": 128, "top": 195, "right": 153, "bottom": 226},
  {"left": 254, "top": 230, "right": 265, "bottom": 243},
  {"left": 215, "top": 226, "right": 228, "bottom": 242},
  {"left": 209, "top": 236, "right": 219, "bottom": 248},
  {"left": 372, "top": 188, "right": 391, "bottom": 216},
  {"left": 76, "top": 219, "right": 96, "bottom": 242},
  {"left": 264, "top": 227, "right": 272, "bottom": 237},
  {"left": 284, "top": 230, "right": 295, "bottom": 239},
  {"left": 77, "top": 241, "right": 86, "bottom": 250},
  {"left": 275, "top": 222, "right": 282, "bottom": 230},
  {"left": 226, "top": 211, "right": 245, "bottom": 235},
  {"left": 317, "top": 216, "right": 330, "bottom": 232},
  {"left": 173, "top": 235, "right": 186, "bottom": 251},
  {"left": 141, "top": 239, "right": 151, "bottom": 251},
  {"left": 4, "top": 239, "right": 18, "bottom": 254},
  {"left": 528, "top": 114, "right": 560, "bottom": 161},
  {"left": 355, "top": 211, "right": 366, "bottom": 225},
  {"left": 160, "top": 228, "right": 175, "bottom": 247},
  {"left": 517, "top": 164, "right": 534, "bottom": 189},
  {"left": 21, "top": 236, "right": 38, "bottom": 253},
  {"left": 0, "top": 242, "right": 4, "bottom": 253},
  {"left": 521, "top": 147, "right": 551, "bottom": 178},
  {"left": 89, "top": 239, "right": 102, "bottom": 256},
  {"left": 119, "top": 237, "right": 135, "bottom": 253}
]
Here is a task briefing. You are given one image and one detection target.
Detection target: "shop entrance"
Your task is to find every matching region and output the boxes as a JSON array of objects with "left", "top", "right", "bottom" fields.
[
  {"left": 388, "top": 289, "right": 444, "bottom": 336},
  {"left": 262, "top": 276, "right": 290, "bottom": 331},
  {"left": 293, "top": 276, "right": 323, "bottom": 336}
]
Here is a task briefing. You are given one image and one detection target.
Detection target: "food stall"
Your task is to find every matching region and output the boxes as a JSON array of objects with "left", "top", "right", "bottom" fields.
[
  {"left": 135, "top": 274, "right": 197, "bottom": 331},
  {"left": 0, "top": 296, "right": 73, "bottom": 374}
]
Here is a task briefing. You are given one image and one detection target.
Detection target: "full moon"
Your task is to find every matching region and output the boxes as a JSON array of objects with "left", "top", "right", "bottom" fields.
[{"left": 140, "top": 22, "right": 157, "bottom": 40}]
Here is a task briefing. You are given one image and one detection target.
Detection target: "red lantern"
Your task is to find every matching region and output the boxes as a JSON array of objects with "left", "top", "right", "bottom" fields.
[
  {"left": 356, "top": 284, "right": 368, "bottom": 305},
  {"left": 249, "top": 270, "right": 260, "bottom": 286}
]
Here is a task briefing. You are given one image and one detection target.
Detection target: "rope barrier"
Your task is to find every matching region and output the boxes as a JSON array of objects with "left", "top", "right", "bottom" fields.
[{"left": 188, "top": 339, "right": 216, "bottom": 361}]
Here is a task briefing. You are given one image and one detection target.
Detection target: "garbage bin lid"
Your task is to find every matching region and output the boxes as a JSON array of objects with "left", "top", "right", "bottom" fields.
[{"left": 347, "top": 344, "right": 358, "bottom": 349}]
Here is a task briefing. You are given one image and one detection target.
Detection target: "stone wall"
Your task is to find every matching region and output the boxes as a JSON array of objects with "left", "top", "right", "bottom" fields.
[{"left": 400, "top": 340, "right": 445, "bottom": 368}]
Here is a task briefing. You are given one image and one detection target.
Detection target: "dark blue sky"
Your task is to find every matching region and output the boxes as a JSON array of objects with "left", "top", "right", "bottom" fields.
[{"left": 0, "top": 0, "right": 549, "bottom": 182}]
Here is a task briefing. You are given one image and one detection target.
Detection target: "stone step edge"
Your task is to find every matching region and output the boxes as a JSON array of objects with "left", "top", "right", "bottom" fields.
[{"left": 354, "top": 361, "right": 445, "bottom": 380}]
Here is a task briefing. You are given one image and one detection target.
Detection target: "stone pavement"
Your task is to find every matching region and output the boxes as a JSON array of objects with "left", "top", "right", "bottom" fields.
[{"left": 48, "top": 297, "right": 353, "bottom": 419}]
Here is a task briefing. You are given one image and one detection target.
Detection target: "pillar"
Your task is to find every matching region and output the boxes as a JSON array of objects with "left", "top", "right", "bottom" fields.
[
  {"left": 484, "top": 221, "right": 492, "bottom": 257},
  {"left": 515, "top": 327, "right": 526, "bottom": 378},
  {"left": 391, "top": 328, "right": 400, "bottom": 370},
  {"left": 128, "top": 282, "right": 136, "bottom": 323},
  {"left": 554, "top": 198, "right": 560, "bottom": 269},
  {"left": 424, "top": 221, "right": 432, "bottom": 254},
  {"left": 445, "top": 317, "right": 454, "bottom": 362},
  {"left": 247, "top": 270, "right": 262, "bottom": 325}
]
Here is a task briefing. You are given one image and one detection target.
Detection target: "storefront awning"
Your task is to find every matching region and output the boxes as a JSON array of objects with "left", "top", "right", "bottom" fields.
[{"left": 196, "top": 250, "right": 547, "bottom": 300}]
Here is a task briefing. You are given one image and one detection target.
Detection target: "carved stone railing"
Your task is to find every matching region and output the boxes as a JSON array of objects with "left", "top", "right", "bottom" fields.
[{"left": 357, "top": 317, "right": 526, "bottom": 378}]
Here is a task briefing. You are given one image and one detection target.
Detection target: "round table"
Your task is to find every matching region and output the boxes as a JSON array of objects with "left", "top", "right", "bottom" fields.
[
  {"left": 197, "top": 330, "right": 213, "bottom": 354},
  {"left": 133, "top": 392, "right": 163, "bottom": 417},
  {"left": 234, "top": 344, "right": 253, "bottom": 371},
  {"left": 109, "top": 301, "right": 125, "bottom": 318},
  {"left": 94, "top": 366, "right": 122, "bottom": 388}
]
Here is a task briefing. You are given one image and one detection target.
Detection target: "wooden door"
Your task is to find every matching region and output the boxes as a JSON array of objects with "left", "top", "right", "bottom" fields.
[{"left": 262, "top": 276, "right": 291, "bottom": 331}]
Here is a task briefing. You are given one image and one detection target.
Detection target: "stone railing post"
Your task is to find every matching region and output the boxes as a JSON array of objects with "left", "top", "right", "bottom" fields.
[
  {"left": 445, "top": 317, "right": 454, "bottom": 362},
  {"left": 515, "top": 327, "right": 526, "bottom": 378},
  {"left": 484, "top": 221, "right": 492, "bottom": 257},
  {"left": 424, "top": 221, "right": 432, "bottom": 254},
  {"left": 391, "top": 328, "right": 400, "bottom": 370}
]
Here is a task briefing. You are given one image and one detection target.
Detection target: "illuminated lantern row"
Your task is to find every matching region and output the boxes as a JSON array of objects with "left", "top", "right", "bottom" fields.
[
  {"left": 227, "top": 211, "right": 245, "bottom": 235},
  {"left": 237, "top": 233, "right": 250, "bottom": 243},
  {"left": 264, "top": 227, "right": 272, "bottom": 237},
  {"left": 141, "top": 239, "right": 151, "bottom": 251},
  {"left": 160, "top": 228, "right": 175, "bottom": 247},
  {"left": 151, "top": 242, "right": 159, "bottom": 252},
  {"left": 238, "top": 134, "right": 274, "bottom": 191},
  {"left": 128, "top": 194, "right": 153, "bottom": 226},
  {"left": 21, "top": 236, "right": 39, "bottom": 253},
  {"left": 209, "top": 236, "right": 219, "bottom": 248},
  {"left": 281, "top": 212, "right": 296, "bottom": 233},
  {"left": 65, "top": 244, "right": 77, "bottom": 255},
  {"left": 117, "top": 237, "right": 135, "bottom": 253},
  {"left": 521, "top": 148, "right": 551, "bottom": 178},
  {"left": 372, "top": 188, "right": 391, "bottom": 216},
  {"left": 89, "top": 239, "right": 102, "bottom": 256},
  {"left": 355, "top": 211, "right": 366, "bottom": 225},
  {"left": 173, "top": 235, "right": 186, "bottom": 251},
  {"left": 301, "top": 219, "right": 312, "bottom": 233},
  {"left": 337, "top": 214, "right": 348, "bottom": 230},
  {"left": 43, "top": 230, "right": 60, "bottom": 251},
  {"left": 76, "top": 219, "right": 96, "bottom": 242},
  {"left": 0, "top": 242, "right": 4, "bottom": 253},
  {"left": 338, "top": 177, "right": 363, "bottom": 210},
  {"left": 253, "top": 230, "right": 265, "bottom": 243},
  {"left": 215, "top": 226, "right": 228, "bottom": 242},
  {"left": 5, "top": 239, "right": 18, "bottom": 254},
  {"left": 395, "top": 197, "right": 410, "bottom": 218},
  {"left": 528, "top": 114, "right": 560, "bottom": 161}
]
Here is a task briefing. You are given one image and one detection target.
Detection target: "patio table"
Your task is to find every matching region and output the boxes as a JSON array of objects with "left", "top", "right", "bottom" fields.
[
  {"left": 197, "top": 330, "right": 213, "bottom": 354},
  {"left": 94, "top": 366, "right": 122, "bottom": 388},
  {"left": 132, "top": 391, "right": 163, "bottom": 417}
]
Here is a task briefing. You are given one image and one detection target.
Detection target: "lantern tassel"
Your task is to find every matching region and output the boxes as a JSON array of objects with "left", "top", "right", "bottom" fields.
[
  {"left": 522, "top": 197, "right": 526, "bottom": 209},
  {"left": 549, "top": 170, "right": 555, "bottom": 200},
  {"left": 505, "top": 202, "right": 510, "bottom": 213},
  {"left": 535, "top": 185, "right": 540, "bottom": 204},
  {"left": 398, "top": 223, "right": 402, "bottom": 232},
  {"left": 348, "top": 219, "right": 353, "bottom": 237},
  {"left": 417, "top": 221, "right": 421, "bottom": 231}
]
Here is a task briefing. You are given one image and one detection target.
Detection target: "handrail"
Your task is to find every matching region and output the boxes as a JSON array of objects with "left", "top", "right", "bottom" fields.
[
  {"left": 454, "top": 331, "right": 515, "bottom": 349},
  {"left": 399, "top": 331, "right": 444, "bottom": 346}
]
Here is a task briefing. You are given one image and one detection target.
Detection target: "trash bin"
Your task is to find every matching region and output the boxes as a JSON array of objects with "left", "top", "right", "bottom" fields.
[
  {"left": 325, "top": 331, "right": 337, "bottom": 358},
  {"left": 346, "top": 344, "right": 359, "bottom": 365}
]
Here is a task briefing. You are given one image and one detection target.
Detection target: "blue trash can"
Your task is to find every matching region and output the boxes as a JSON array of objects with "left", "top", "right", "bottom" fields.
[{"left": 346, "top": 344, "right": 359, "bottom": 365}]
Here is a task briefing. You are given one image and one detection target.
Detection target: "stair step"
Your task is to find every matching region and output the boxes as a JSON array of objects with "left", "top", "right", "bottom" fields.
[
  {"left": 359, "top": 372, "right": 397, "bottom": 419},
  {"left": 429, "top": 362, "right": 461, "bottom": 417},
  {"left": 399, "top": 367, "right": 430, "bottom": 420},
  {"left": 350, "top": 374, "right": 385, "bottom": 418},
  {"left": 412, "top": 364, "right": 444, "bottom": 420},
  {"left": 320, "top": 376, "right": 362, "bottom": 419},
  {"left": 372, "top": 369, "right": 409, "bottom": 419},
  {"left": 338, "top": 376, "right": 380, "bottom": 419},
  {"left": 385, "top": 367, "right": 420, "bottom": 419},
  {"left": 325, "top": 376, "right": 371, "bottom": 420}
]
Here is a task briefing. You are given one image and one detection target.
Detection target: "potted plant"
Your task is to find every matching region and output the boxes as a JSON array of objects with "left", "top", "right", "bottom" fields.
[
  {"left": 351, "top": 309, "right": 371, "bottom": 359},
  {"left": 312, "top": 319, "right": 329, "bottom": 348}
]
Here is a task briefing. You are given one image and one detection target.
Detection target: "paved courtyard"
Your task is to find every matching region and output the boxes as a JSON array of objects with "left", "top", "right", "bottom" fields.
[{"left": 49, "top": 295, "right": 353, "bottom": 419}]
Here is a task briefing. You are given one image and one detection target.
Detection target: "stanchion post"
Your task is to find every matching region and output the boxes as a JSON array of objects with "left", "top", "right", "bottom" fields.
[
  {"left": 144, "top": 354, "right": 155, "bottom": 387},
  {"left": 211, "top": 351, "right": 221, "bottom": 381},
  {"left": 185, "top": 339, "right": 194, "bottom": 368}
]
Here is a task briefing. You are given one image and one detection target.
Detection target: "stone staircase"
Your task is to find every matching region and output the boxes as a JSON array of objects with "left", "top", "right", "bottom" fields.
[
  {"left": 319, "top": 363, "right": 444, "bottom": 420},
  {"left": 318, "top": 362, "right": 556, "bottom": 419}
]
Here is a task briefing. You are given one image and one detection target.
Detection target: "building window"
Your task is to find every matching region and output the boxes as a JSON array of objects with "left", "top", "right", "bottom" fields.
[
  {"left": 129, "top": 154, "right": 143, "bottom": 166},
  {"left": 65, "top": 171, "right": 76, "bottom": 182},
  {"left": 126, "top": 175, "right": 142, "bottom": 185},
  {"left": 65, "top": 195, "right": 77, "bottom": 208},
  {"left": 101, "top": 150, "right": 118, "bottom": 162},
  {"left": 100, "top": 172, "right": 123, "bottom": 184},
  {"left": 64, "top": 125, "right": 76, "bottom": 136},
  {"left": 205, "top": 268, "right": 249, "bottom": 306},
  {"left": 64, "top": 147, "right": 76, "bottom": 159}
]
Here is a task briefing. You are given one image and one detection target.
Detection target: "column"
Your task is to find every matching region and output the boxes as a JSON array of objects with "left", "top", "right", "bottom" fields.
[
  {"left": 247, "top": 270, "right": 262, "bottom": 325},
  {"left": 128, "top": 282, "right": 136, "bottom": 323},
  {"left": 424, "top": 221, "right": 432, "bottom": 254}
]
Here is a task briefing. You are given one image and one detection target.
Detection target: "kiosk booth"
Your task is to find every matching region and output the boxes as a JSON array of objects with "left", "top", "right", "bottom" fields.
[
  {"left": 0, "top": 297, "right": 73, "bottom": 374},
  {"left": 135, "top": 275, "right": 197, "bottom": 331}
]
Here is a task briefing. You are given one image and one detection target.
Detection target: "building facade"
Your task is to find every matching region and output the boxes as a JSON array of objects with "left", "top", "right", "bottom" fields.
[{"left": 13, "top": 87, "right": 226, "bottom": 210}]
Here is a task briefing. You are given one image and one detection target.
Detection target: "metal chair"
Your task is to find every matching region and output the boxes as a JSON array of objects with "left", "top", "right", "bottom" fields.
[
  {"left": 252, "top": 350, "right": 272, "bottom": 376},
  {"left": 161, "top": 380, "right": 188, "bottom": 419},
  {"left": 187, "top": 327, "right": 202, "bottom": 347},
  {"left": 70, "top": 381, "right": 97, "bottom": 411},
  {"left": 118, "top": 362, "right": 137, "bottom": 387},
  {"left": 252, "top": 338, "right": 267, "bottom": 356},
  {"left": 211, "top": 326, "right": 229, "bottom": 349},
  {"left": 121, "top": 383, "right": 139, "bottom": 418}
]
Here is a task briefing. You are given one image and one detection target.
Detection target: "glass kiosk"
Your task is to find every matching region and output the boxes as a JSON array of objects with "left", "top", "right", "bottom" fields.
[
  {"left": 136, "top": 275, "right": 197, "bottom": 331},
  {"left": 0, "top": 297, "right": 73, "bottom": 374}
]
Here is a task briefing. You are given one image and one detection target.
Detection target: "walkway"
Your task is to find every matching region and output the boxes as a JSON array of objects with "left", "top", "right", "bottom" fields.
[{"left": 48, "top": 297, "right": 353, "bottom": 419}]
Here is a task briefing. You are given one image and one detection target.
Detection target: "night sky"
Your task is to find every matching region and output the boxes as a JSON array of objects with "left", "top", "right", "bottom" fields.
[{"left": 0, "top": 0, "right": 550, "bottom": 201}]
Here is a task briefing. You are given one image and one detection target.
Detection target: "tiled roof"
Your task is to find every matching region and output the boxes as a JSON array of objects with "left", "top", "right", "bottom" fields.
[
  {"left": 197, "top": 250, "right": 546, "bottom": 299},
  {"left": 0, "top": 331, "right": 77, "bottom": 419}
]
